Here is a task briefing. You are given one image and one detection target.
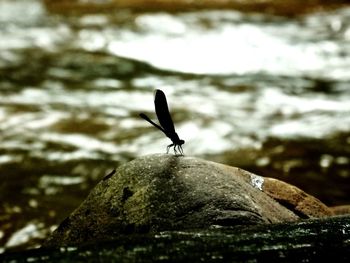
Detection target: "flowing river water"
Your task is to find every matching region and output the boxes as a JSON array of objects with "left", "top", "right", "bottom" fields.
[{"left": 0, "top": 0, "right": 350, "bottom": 251}]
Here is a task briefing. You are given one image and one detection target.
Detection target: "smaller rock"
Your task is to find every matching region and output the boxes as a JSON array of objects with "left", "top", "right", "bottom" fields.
[
  {"left": 214, "top": 166, "right": 332, "bottom": 218},
  {"left": 330, "top": 205, "right": 350, "bottom": 215},
  {"left": 261, "top": 177, "right": 333, "bottom": 218}
]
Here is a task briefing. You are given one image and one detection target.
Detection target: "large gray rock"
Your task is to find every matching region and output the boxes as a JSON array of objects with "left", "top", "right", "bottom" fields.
[{"left": 45, "top": 154, "right": 300, "bottom": 247}]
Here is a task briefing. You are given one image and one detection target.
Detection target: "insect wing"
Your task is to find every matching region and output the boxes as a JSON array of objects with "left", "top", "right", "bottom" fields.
[
  {"left": 139, "top": 113, "right": 166, "bottom": 133},
  {"left": 154, "top": 89, "right": 176, "bottom": 134}
]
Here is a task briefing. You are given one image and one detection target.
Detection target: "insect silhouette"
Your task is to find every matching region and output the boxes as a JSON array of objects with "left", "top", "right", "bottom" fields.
[{"left": 139, "top": 89, "right": 185, "bottom": 155}]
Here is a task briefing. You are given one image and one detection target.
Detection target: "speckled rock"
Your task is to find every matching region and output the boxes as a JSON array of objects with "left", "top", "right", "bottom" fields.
[
  {"left": 44, "top": 154, "right": 300, "bottom": 247},
  {"left": 225, "top": 168, "right": 333, "bottom": 218},
  {"left": 330, "top": 205, "right": 350, "bottom": 215},
  {"left": 261, "top": 177, "right": 333, "bottom": 218}
]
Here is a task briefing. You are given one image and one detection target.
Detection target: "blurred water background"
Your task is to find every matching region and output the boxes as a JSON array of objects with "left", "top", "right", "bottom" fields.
[{"left": 0, "top": 0, "right": 349, "bottom": 252}]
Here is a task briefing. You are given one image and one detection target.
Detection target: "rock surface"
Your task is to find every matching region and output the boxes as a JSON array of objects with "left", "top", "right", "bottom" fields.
[
  {"left": 4, "top": 216, "right": 350, "bottom": 262},
  {"left": 227, "top": 168, "right": 334, "bottom": 218},
  {"left": 330, "top": 205, "right": 350, "bottom": 215},
  {"left": 262, "top": 177, "right": 333, "bottom": 218},
  {"left": 45, "top": 154, "right": 302, "bottom": 247}
]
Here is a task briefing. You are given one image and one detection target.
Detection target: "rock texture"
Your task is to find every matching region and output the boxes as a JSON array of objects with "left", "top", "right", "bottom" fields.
[
  {"left": 10, "top": 216, "right": 350, "bottom": 262},
  {"left": 262, "top": 177, "right": 333, "bottom": 218},
  {"left": 330, "top": 205, "right": 350, "bottom": 215},
  {"left": 45, "top": 154, "right": 301, "bottom": 247},
  {"left": 222, "top": 167, "right": 334, "bottom": 218}
]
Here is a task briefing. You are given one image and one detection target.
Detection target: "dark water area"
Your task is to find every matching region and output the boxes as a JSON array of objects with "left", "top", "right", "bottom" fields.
[{"left": 0, "top": 0, "right": 350, "bottom": 252}]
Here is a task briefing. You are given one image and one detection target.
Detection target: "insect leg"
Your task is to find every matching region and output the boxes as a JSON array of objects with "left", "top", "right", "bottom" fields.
[
  {"left": 174, "top": 145, "right": 178, "bottom": 155},
  {"left": 166, "top": 143, "right": 174, "bottom": 154},
  {"left": 178, "top": 145, "right": 184, "bottom": 156}
]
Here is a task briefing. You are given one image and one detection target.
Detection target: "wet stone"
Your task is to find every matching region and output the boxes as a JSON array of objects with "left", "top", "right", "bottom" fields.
[
  {"left": 262, "top": 177, "right": 333, "bottom": 218},
  {"left": 330, "top": 205, "right": 350, "bottom": 216},
  {"left": 44, "top": 154, "right": 304, "bottom": 247}
]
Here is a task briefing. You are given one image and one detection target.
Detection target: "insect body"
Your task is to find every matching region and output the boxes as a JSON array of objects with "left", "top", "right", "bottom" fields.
[{"left": 140, "top": 89, "right": 185, "bottom": 155}]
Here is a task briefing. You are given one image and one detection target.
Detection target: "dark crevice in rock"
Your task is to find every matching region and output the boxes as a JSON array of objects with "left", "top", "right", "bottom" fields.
[
  {"left": 214, "top": 210, "right": 264, "bottom": 226},
  {"left": 122, "top": 187, "right": 133, "bottom": 202},
  {"left": 277, "top": 200, "right": 309, "bottom": 219},
  {"left": 102, "top": 169, "right": 116, "bottom": 181}
]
